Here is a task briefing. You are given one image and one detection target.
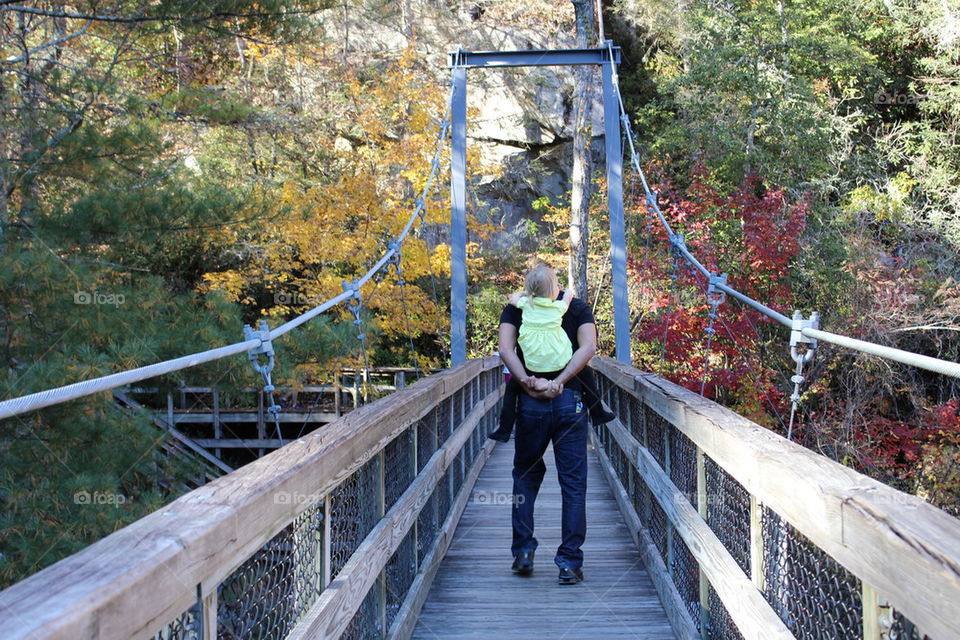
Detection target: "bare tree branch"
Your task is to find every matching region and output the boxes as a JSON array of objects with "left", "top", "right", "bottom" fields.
[
  {"left": 3, "top": 21, "right": 92, "bottom": 64},
  {"left": 1, "top": 4, "right": 319, "bottom": 24}
]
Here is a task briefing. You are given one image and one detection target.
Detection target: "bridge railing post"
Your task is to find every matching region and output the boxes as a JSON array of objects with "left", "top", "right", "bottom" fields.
[
  {"left": 696, "top": 447, "right": 710, "bottom": 639},
  {"left": 201, "top": 586, "right": 216, "bottom": 640},
  {"left": 322, "top": 493, "right": 332, "bottom": 590}
]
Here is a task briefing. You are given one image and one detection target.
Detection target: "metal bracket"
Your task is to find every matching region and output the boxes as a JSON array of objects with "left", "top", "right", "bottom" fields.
[
  {"left": 786, "top": 311, "right": 820, "bottom": 439},
  {"left": 342, "top": 279, "right": 365, "bottom": 341},
  {"left": 707, "top": 273, "right": 728, "bottom": 306},
  {"left": 243, "top": 320, "right": 283, "bottom": 439},
  {"left": 702, "top": 273, "right": 728, "bottom": 338},
  {"left": 386, "top": 240, "right": 405, "bottom": 285},
  {"left": 790, "top": 311, "right": 820, "bottom": 363},
  {"left": 243, "top": 320, "right": 275, "bottom": 375},
  {"left": 670, "top": 233, "right": 685, "bottom": 255}
]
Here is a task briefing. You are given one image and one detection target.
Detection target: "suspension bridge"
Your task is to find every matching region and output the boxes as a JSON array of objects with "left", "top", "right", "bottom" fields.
[{"left": 0, "top": 44, "right": 958, "bottom": 640}]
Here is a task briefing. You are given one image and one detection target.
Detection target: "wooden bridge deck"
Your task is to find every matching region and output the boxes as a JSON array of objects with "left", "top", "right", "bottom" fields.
[{"left": 411, "top": 437, "right": 677, "bottom": 640}]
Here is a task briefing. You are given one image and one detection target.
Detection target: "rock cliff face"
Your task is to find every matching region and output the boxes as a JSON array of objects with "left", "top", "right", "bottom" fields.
[{"left": 331, "top": 1, "right": 607, "bottom": 251}]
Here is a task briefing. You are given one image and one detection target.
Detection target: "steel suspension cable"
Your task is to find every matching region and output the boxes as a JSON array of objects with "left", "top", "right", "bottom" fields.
[
  {"left": 0, "top": 86, "right": 455, "bottom": 422},
  {"left": 604, "top": 41, "right": 960, "bottom": 381}
]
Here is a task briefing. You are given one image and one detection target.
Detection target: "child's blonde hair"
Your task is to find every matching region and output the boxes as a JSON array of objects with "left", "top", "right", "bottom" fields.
[{"left": 524, "top": 263, "right": 559, "bottom": 300}]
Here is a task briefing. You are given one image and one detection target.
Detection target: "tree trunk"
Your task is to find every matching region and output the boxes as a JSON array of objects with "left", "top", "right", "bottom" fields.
[
  {"left": 569, "top": 0, "right": 595, "bottom": 298},
  {"left": 745, "top": 99, "right": 758, "bottom": 177}
]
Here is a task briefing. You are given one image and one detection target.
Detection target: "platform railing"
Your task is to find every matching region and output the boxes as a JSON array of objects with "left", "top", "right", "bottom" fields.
[
  {"left": 590, "top": 356, "right": 959, "bottom": 640},
  {"left": 0, "top": 357, "right": 504, "bottom": 640}
]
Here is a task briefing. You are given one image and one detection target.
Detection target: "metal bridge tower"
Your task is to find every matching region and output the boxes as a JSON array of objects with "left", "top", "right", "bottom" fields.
[{"left": 448, "top": 43, "right": 629, "bottom": 365}]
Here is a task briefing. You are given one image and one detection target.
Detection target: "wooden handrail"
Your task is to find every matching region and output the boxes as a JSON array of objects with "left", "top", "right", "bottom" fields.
[
  {"left": 0, "top": 357, "right": 502, "bottom": 640},
  {"left": 592, "top": 356, "right": 960, "bottom": 640}
]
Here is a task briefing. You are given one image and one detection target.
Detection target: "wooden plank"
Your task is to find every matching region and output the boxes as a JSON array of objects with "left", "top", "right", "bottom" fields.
[
  {"left": 388, "top": 440, "right": 495, "bottom": 640},
  {"left": 591, "top": 428, "right": 700, "bottom": 640},
  {"left": 749, "top": 495, "right": 764, "bottom": 593},
  {"left": 202, "top": 587, "right": 216, "bottom": 640},
  {"left": 604, "top": 411, "right": 793, "bottom": 640},
  {"left": 160, "top": 412, "right": 342, "bottom": 424},
  {"left": 863, "top": 583, "right": 880, "bottom": 640},
  {"left": 592, "top": 356, "right": 960, "bottom": 640},
  {"left": 193, "top": 438, "right": 286, "bottom": 449},
  {"left": 114, "top": 390, "right": 233, "bottom": 475},
  {"left": 408, "top": 437, "right": 677, "bottom": 640},
  {"left": 0, "top": 358, "right": 501, "bottom": 640}
]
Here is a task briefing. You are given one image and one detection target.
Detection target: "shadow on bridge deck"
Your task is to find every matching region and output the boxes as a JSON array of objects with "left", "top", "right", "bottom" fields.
[{"left": 411, "top": 438, "right": 676, "bottom": 640}]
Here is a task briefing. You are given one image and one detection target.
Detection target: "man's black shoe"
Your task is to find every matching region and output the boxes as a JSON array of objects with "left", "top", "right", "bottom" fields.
[
  {"left": 511, "top": 550, "right": 534, "bottom": 575},
  {"left": 488, "top": 429, "right": 511, "bottom": 443},
  {"left": 592, "top": 409, "right": 616, "bottom": 425},
  {"left": 557, "top": 566, "right": 583, "bottom": 584}
]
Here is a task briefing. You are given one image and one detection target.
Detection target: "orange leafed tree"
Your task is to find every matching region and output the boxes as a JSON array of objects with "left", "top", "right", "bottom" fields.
[{"left": 200, "top": 48, "right": 489, "bottom": 371}]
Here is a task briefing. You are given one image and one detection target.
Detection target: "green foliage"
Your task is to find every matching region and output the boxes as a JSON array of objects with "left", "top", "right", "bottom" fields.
[{"left": 0, "top": 0, "right": 335, "bottom": 588}]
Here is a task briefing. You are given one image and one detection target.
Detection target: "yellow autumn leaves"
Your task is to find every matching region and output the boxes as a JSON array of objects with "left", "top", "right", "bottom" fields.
[{"left": 199, "top": 48, "right": 493, "bottom": 367}]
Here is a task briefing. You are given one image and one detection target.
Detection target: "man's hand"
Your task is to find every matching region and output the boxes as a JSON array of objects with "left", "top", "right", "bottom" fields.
[{"left": 519, "top": 376, "right": 562, "bottom": 399}]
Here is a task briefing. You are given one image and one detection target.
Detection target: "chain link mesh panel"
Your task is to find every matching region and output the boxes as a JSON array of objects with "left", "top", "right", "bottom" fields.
[
  {"left": 708, "top": 583, "right": 745, "bottom": 640},
  {"left": 341, "top": 578, "right": 382, "bottom": 640},
  {"left": 629, "top": 395, "right": 646, "bottom": 446},
  {"left": 673, "top": 533, "right": 701, "bottom": 625},
  {"left": 670, "top": 427, "right": 698, "bottom": 508},
  {"left": 611, "top": 433, "right": 628, "bottom": 490},
  {"left": 417, "top": 489, "right": 438, "bottom": 566},
  {"left": 437, "top": 395, "right": 451, "bottom": 444},
  {"left": 329, "top": 457, "right": 381, "bottom": 580},
  {"left": 451, "top": 449, "right": 465, "bottom": 497},
  {"left": 452, "top": 388, "right": 464, "bottom": 430},
  {"left": 704, "top": 456, "right": 750, "bottom": 575},
  {"left": 217, "top": 504, "right": 324, "bottom": 639},
  {"left": 385, "top": 528, "right": 417, "bottom": 632},
  {"left": 384, "top": 426, "right": 415, "bottom": 513},
  {"left": 417, "top": 408, "right": 438, "bottom": 474},
  {"left": 651, "top": 493, "right": 669, "bottom": 565},
  {"left": 152, "top": 600, "right": 201, "bottom": 640},
  {"left": 631, "top": 465, "right": 644, "bottom": 522},
  {"left": 645, "top": 405, "right": 668, "bottom": 468},
  {"left": 618, "top": 386, "right": 629, "bottom": 417},
  {"left": 437, "top": 467, "right": 452, "bottom": 522},
  {"left": 760, "top": 506, "right": 862, "bottom": 640}
]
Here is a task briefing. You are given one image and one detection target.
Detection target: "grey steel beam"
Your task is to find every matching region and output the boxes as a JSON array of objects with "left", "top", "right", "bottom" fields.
[
  {"left": 602, "top": 50, "right": 631, "bottom": 363},
  {"left": 450, "top": 65, "right": 468, "bottom": 365},
  {"left": 449, "top": 46, "right": 621, "bottom": 69},
  {"left": 446, "top": 43, "right": 627, "bottom": 364}
]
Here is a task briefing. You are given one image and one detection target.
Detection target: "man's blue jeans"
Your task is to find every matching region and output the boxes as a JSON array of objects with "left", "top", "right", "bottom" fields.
[{"left": 511, "top": 388, "right": 588, "bottom": 571}]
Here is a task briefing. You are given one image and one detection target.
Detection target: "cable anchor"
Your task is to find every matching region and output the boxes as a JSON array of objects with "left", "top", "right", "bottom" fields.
[
  {"left": 668, "top": 234, "right": 684, "bottom": 280},
  {"left": 386, "top": 240, "right": 406, "bottom": 285},
  {"left": 342, "top": 279, "right": 365, "bottom": 342},
  {"left": 705, "top": 273, "right": 728, "bottom": 331},
  {"left": 786, "top": 310, "right": 819, "bottom": 440},
  {"left": 699, "top": 273, "right": 727, "bottom": 395},
  {"left": 243, "top": 320, "right": 284, "bottom": 445}
]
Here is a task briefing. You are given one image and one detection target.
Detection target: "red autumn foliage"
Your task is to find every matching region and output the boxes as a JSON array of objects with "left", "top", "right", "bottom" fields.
[
  {"left": 628, "top": 164, "right": 960, "bottom": 511},
  {"left": 630, "top": 166, "right": 807, "bottom": 429}
]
